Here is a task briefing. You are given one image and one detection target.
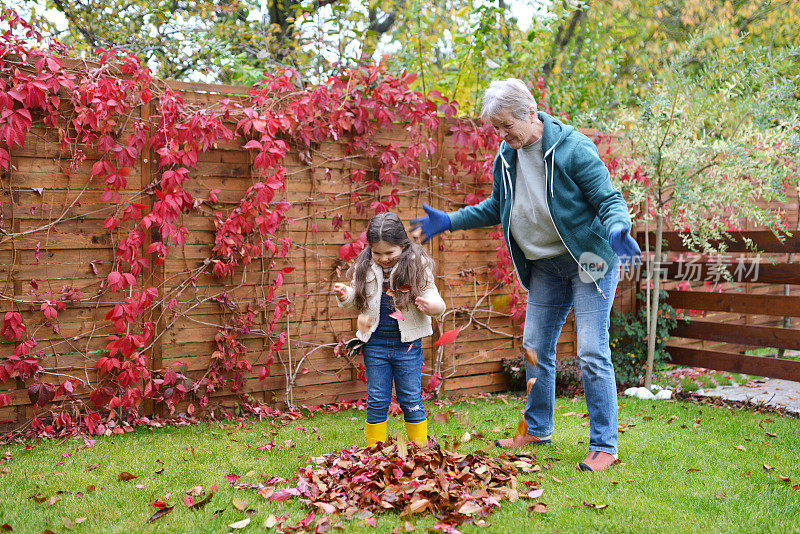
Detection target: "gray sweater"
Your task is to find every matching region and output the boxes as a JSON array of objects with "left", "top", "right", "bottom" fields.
[{"left": 509, "top": 138, "right": 568, "bottom": 260}]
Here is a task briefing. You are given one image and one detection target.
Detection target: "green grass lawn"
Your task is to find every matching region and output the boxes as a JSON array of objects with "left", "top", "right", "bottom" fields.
[{"left": 1, "top": 395, "right": 799, "bottom": 534}]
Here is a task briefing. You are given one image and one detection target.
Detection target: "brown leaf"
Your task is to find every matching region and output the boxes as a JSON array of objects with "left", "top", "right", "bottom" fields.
[
  {"left": 687, "top": 468, "right": 701, "bottom": 472},
  {"left": 408, "top": 498, "right": 430, "bottom": 514},
  {"left": 0, "top": 524, "right": 11, "bottom": 532},
  {"left": 46, "top": 496, "right": 59, "bottom": 506},
  {"left": 515, "top": 417, "right": 528, "bottom": 438},
  {"left": 551, "top": 476, "right": 562, "bottom": 483},
  {"left": 777, "top": 475, "right": 791, "bottom": 483},
  {"left": 118, "top": 471, "right": 137, "bottom": 481},
  {"left": 432, "top": 412, "right": 451, "bottom": 424},
  {"left": 232, "top": 497, "right": 248, "bottom": 511},
  {"left": 527, "top": 502, "right": 548, "bottom": 513},
  {"left": 525, "top": 348, "right": 538, "bottom": 366},
  {"left": 457, "top": 501, "right": 483, "bottom": 516},
  {"left": 29, "top": 493, "right": 47, "bottom": 504},
  {"left": 526, "top": 378, "right": 537, "bottom": 395},
  {"left": 583, "top": 500, "right": 608, "bottom": 510},
  {"left": 763, "top": 464, "right": 774, "bottom": 470},
  {"left": 147, "top": 505, "right": 174, "bottom": 523},
  {"left": 733, "top": 445, "right": 746, "bottom": 452},
  {"left": 86, "top": 463, "right": 100, "bottom": 472},
  {"left": 715, "top": 493, "right": 727, "bottom": 500},
  {"left": 189, "top": 492, "right": 214, "bottom": 510},
  {"left": 396, "top": 434, "right": 408, "bottom": 459}
]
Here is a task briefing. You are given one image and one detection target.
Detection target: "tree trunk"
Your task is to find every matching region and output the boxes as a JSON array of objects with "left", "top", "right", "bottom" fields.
[{"left": 644, "top": 210, "right": 663, "bottom": 390}]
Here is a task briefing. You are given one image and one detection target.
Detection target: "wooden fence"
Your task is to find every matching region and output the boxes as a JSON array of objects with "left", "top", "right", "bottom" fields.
[
  {"left": 636, "top": 230, "right": 800, "bottom": 382},
  {"left": 3, "top": 78, "right": 614, "bottom": 429}
]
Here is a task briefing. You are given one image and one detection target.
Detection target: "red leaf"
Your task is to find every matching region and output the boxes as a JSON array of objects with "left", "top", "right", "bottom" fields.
[
  {"left": 433, "top": 328, "right": 461, "bottom": 346},
  {"left": 389, "top": 310, "right": 405, "bottom": 321}
]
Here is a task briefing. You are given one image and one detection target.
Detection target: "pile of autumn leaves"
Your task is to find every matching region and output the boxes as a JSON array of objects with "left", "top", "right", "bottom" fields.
[{"left": 243, "top": 437, "right": 545, "bottom": 533}]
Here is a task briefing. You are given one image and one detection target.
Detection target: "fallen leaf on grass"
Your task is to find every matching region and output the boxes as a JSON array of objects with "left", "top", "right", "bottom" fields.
[
  {"left": 526, "top": 489, "right": 544, "bottom": 499},
  {"left": 687, "top": 468, "right": 701, "bottom": 472},
  {"left": 777, "top": 475, "right": 791, "bottom": 483},
  {"left": 74, "top": 518, "right": 86, "bottom": 524},
  {"left": 229, "top": 518, "right": 251, "bottom": 529},
  {"left": 86, "top": 463, "right": 100, "bottom": 472},
  {"left": 457, "top": 501, "right": 482, "bottom": 516},
  {"left": 147, "top": 505, "right": 174, "bottom": 523},
  {"left": 29, "top": 493, "right": 47, "bottom": 503},
  {"left": 189, "top": 492, "right": 214, "bottom": 510},
  {"left": 263, "top": 514, "right": 278, "bottom": 528},
  {"left": 60, "top": 519, "right": 75, "bottom": 532},
  {"left": 791, "top": 485, "right": 799, "bottom": 491},
  {"left": 528, "top": 503, "right": 548, "bottom": 513},
  {"left": 232, "top": 497, "right": 249, "bottom": 511},
  {"left": 551, "top": 476, "right": 562, "bottom": 484},
  {"left": 763, "top": 465, "right": 774, "bottom": 470},
  {"left": 715, "top": 493, "right": 726, "bottom": 500},
  {"left": 210, "top": 509, "right": 225, "bottom": 519},
  {"left": 46, "top": 496, "right": 59, "bottom": 506},
  {"left": 151, "top": 501, "right": 169, "bottom": 510},
  {"left": 583, "top": 500, "right": 608, "bottom": 510},
  {"left": 733, "top": 446, "right": 746, "bottom": 452},
  {"left": 118, "top": 471, "right": 137, "bottom": 481}
]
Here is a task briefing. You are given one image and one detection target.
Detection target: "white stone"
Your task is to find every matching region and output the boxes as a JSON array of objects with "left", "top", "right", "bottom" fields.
[
  {"left": 654, "top": 389, "right": 672, "bottom": 400},
  {"left": 623, "top": 387, "right": 638, "bottom": 397},
  {"left": 633, "top": 387, "right": 655, "bottom": 400}
]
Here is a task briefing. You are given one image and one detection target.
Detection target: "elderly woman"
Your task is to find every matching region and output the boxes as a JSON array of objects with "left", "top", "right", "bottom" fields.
[{"left": 412, "top": 78, "right": 640, "bottom": 472}]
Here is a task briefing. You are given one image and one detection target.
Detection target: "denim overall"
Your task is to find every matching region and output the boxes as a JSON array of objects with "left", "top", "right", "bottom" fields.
[{"left": 362, "top": 290, "right": 425, "bottom": 424}]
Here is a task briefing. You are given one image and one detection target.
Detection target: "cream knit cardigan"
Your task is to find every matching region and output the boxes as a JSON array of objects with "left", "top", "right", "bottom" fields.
[{"left": 337, "top": 260, "right": 445, "bottom": 343}]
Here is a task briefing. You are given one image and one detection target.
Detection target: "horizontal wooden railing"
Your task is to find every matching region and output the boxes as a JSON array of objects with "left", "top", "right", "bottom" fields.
[{"left": 637, "top": 230, "right": 800, "bottom": 382}]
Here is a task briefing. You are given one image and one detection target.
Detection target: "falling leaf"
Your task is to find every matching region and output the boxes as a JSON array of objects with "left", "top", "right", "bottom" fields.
[
  {"left": 434, "top": 328, "right": 461, "bottom": 346},
  {"left": 526, "top": 378, "right": 537, "bottom": 395},
  {"left": 147, "top": 505, "right": 174, "bottom": 523},
  {"left": 389, "top": 310, "right": 405, "bottom": 321},
  {"left": 357, "top": 314, "right": 372, "bottom": 334},
  {"left": 432, "top": 412, "right": 451, "bottom": 424},
  {"left": 232, "top": 497, "right": 249, "bottom": 511},
  {"left": 118, "top": 471, "right": 137, "bottom": 481},
  {"left": 524, "top": 348, "right": 538, "bottom": 366},
  {"left": 229, "top": 518, "right": 251, "bottom": 529},
  {"left": 515, "top": 417, "right": 528, "bottom": 437},
  {"left": 528, "top": 502, "right": 548, "bottom": 513}
]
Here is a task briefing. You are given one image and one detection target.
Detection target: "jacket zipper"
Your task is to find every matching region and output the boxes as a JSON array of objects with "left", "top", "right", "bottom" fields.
[{"left": 541, "top": 149, "right": 607, "bottom": 299}]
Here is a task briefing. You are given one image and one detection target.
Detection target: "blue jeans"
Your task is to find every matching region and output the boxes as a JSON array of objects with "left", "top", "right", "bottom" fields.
[
  {"left": 523, "top": 253, "right": 619, "bottom": 455},
  {"left": 363, "top": 337, "right": 425, "bottom": 424},
  {"left": 362, "top": 291, "right": 426, "bottom": 424}
]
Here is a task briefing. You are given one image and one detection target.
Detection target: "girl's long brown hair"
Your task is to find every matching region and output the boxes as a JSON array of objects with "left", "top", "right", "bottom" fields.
[{"left": 347, "top": 212, "right": 434, "bottom": 312}]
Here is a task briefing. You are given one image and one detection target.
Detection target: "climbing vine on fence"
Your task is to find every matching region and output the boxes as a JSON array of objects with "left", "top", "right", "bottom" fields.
[{"left": 0, "top": 9, "right": 535, "bottom": 437}]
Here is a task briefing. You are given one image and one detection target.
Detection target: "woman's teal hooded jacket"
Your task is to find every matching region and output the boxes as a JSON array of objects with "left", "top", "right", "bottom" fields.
[{"left": 448, "top": 112, "right": 631, "bottom": 293}]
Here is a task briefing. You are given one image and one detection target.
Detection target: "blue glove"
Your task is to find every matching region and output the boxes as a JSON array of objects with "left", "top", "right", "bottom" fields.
[
  {"left": 609, "top": 225, "right": 641, "bottom": 271},
  {"left": 411, "top": 203, "right": 451, "bottom": 243}
]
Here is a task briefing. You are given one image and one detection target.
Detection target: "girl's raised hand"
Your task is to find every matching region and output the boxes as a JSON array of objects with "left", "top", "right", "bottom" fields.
[
  {"left": 415, "top": 296, "right": 444, "bottom": 316},
  {"left": 333, "top": 283, "right": 348, "bottom": 300}
]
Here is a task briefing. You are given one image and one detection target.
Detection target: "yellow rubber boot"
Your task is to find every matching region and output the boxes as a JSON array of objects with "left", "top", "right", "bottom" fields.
[
  {"left": 405, "top": 419, "right": 428, "bottom": 447},
  {"left": 365, "top": 420, "right": 387, "bottom": 446}
]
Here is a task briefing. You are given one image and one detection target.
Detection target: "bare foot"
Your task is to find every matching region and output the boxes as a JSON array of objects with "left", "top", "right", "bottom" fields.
[
  {"left": 576, "top": 451, "right": 618, "bottom": 472},
  {"left": 495, "top": 434, "right": 551, "bottom": 448}
]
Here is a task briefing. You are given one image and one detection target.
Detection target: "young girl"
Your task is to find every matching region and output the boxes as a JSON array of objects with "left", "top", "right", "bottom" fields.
[{"left": 333, "top": 212, "right": 446, "bottom": 447}]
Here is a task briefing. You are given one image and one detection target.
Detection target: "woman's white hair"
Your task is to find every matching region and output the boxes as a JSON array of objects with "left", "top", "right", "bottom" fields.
[{"left": 480, "top": 78, "right": 537, "bottom": 122}]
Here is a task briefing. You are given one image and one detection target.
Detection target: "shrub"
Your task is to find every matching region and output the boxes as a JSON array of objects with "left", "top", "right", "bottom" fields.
[{"left": 610, "top": 290, "right": 685, "bottom": 387}]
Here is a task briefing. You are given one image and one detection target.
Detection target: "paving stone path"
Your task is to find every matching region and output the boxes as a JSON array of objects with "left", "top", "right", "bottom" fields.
[{"left": 695, "top": 378, "right": 800, "bottom": 415}]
